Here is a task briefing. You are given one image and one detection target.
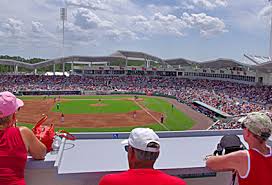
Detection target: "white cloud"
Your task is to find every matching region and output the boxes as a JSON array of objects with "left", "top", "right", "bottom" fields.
[
  {"left": 0, "top": 18, "right": 25, "bottom": 37},
  {"left": 128, "top": 13, "right": 188, "bottom": 37},
  {"left": 259, "top": 5, "right": 272, "bottom": 18},
  {"left": 183, "top": 0, "right": 228, "bottom": 10},
  {"left": 215, "top": 0, "right": 228, "bottom": 7},
  {"left": 0, "top": 0, "right": 231, "bottom": 58},
  {"left": 73, "top": 8, "right": 112, "bottom": 30},
  {"left": 151, "top": 13, "right": 188, "bottom": 36},
  {"left": 146, "top": 4, "right": 180, "bottom": 15},
  {"left": 105, "top": 29, "right": 138, "bottom": 41},
  {"left": 181, "top": 13, "right": 227, "bottom": 36},
  {"left": 31, "top": 21, "right": 57, "bottom": 42},
  {"left": 65, "top": 0, "right": 108, "bottom": 10},
  {"left": 59, "top": 22, "right": 93, "bottom": 43},
  {"left": 32, "top": 21, "right": 44, "bottom": 33}
]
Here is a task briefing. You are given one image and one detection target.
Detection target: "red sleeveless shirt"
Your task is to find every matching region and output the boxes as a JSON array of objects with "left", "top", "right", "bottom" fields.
[
  {"left": 0, "top": 127, "right": 27, "bottom": 185},
  {"left": 238, "top": 147, "right": 272, "bottom": 185}
]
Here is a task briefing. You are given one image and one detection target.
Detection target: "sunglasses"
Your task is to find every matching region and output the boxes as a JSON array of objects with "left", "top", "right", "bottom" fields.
[
  {"left": 241, "top": 123, "right": 246, "bottom": 129},
  {"left": 124, "top": 145, "right": 129, "bottom": 152}
]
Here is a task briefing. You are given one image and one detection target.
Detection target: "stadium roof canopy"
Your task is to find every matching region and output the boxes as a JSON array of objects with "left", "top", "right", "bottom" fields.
[
  {"left": 33, "top": 56, "right": 126, "bottom": 68},
  {"left": 198, "top": 58, "right": 251, "bottom": 69},
  {"left": 164, "top": 58, "right": 198, "bottom": 67},
  {"left": 0, "top": 50, "right": 272, "bottom": 70},
  {"left": 244, "top": 54, "right": 271, "bottom": 65},
  {"left": 254, "top": 61, "right": 272, "bottom": 72},
  {"left": 111, "top": 50, "right": 163, "bottom": 62},
  {"left": 243, "top": 54, "right": 272, "bottom": 72},
  {"left": 0, "top": 56, "right": 126, "bottom": 69},
  {"left": 0, "top": 59, "right": 33, "bottom": 68}
]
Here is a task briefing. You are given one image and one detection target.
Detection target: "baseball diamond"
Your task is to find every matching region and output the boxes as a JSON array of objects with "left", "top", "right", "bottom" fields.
[{"left": 16, "top": 95, "right": 212, "bottom": 132}]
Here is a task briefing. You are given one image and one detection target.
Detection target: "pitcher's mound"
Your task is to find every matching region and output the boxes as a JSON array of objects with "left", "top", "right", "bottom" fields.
[{"left": 90, "top": 104, "right": 107, "bottom": 107}]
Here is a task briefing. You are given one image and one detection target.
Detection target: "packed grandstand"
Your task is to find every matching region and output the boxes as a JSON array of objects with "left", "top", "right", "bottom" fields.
[{"left": 0, "top": 51, "right": 272, "bottom": 131}]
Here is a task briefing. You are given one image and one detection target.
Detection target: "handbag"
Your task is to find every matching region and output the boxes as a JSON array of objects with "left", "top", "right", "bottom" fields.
[
  {"left": 32, "top": 115, "right": 55, "bottom": 152},
  {"left": 32, "top": 115, "right": 76, "bottom": 152}
]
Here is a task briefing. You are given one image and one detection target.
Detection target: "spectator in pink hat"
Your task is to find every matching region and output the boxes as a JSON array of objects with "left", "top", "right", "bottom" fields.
[{"left": 0, "top": 91, "right": 46, "bottom": 185}]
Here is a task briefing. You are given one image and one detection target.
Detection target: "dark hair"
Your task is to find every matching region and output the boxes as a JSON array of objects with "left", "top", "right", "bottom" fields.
[
  {"left": 134, "top": 142, "right": 160, "bottom": 161},
  {"left": 0, "top": 115, "right": 13, "bottom": 128}
]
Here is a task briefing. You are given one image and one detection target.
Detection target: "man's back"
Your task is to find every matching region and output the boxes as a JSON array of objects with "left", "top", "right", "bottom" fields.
[
  {"left": 238, "top": 148, "right": 272, "bottom": 185},
  {"left": 99, "top": 169, "right": 186, "bottom": 185}
]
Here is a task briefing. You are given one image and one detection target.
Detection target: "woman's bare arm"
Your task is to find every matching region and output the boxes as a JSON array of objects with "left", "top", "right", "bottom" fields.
[{"left": 19, "top": 126, "right": 47, "bottom": 160}]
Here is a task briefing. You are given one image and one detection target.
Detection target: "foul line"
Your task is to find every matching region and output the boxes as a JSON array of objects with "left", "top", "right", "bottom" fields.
[{"left": 133, "top": 100, "right": 170, "bottom": 131}]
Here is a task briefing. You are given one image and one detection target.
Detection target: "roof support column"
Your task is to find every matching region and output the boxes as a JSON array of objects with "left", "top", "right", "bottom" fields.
[
  {"left": 62, "top": 62, "right": 65, "bottom": 75},
  {"left": 125, "top": 57, "right": 128, "bottom": 67},
  {"left": 145, "top": 59, "right": 147, "bottom": 68},
  {"left": 34, "top": 69, "right": 37, "bottom": 75},
  {"left": 53, "top": 64, "right": 56, "bottom": 76},
  {"left": 145, "top": 59, "right": 150, "bottom": 68},
  {"left": 71, "top": 62, "right": 74, "bottom": 74},
  {"left": 14, "top": 65, "right": 18, "bottom": 74}
]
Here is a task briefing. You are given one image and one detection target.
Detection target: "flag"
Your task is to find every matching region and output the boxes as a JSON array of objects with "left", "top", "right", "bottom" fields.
[
  {"left": 132, "top": 67, "right": 136, "bottom": 70},
  {"left": 152, "top": 67, "right": 157, "bottom": 71},
  {"left": 142, "top": 67, "right": 146, "bottom": 71}
]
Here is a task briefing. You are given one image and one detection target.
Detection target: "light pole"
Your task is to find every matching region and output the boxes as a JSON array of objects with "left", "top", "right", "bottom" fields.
[{"left": 60, "top": 7, "right": 67, "bottom": 75}]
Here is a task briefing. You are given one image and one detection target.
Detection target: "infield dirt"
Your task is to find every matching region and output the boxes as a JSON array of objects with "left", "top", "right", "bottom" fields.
[
  {"left": 16, "top": 96, "right": 213, "bottom": 129},
  {"left": 16, "top": 99, "right": 162, "bottom": 128}
]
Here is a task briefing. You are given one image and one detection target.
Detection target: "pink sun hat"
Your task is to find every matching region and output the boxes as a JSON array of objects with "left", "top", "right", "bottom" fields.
[{"left": 0, "top": 91, "right": 24, "bottom": 118}]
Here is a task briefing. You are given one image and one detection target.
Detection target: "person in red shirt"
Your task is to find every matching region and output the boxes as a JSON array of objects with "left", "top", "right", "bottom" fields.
[
  {"left": 206, "top": 112, "right": 272, "bottom": 185},
  {"left": 99, "top": 128, "right": 187, "bottom": 185},
  {"left": 0, "top": 91, "right": 47, "bottom": 185}
]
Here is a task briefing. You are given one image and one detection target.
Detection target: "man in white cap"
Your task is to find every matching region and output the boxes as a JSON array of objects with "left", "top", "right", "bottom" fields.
[
  {"left": 99, "top": 128, "right": 186, "bottom": 185},
  {"left": 206, "top": 112, "right": 272, "bottom": 185}
]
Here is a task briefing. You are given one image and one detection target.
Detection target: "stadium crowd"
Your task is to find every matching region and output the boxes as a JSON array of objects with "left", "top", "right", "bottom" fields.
[
  {"left": 0, "top": 75, "right": 271, "bottom": 117},
  {"left": 1, "top": 91, "right": 271, "bottom": 185}
]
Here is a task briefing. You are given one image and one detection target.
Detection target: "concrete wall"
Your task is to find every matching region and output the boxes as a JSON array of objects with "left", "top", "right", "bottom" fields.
[{"left": 25, "top": 168, "right": 237, "bottom": 185}]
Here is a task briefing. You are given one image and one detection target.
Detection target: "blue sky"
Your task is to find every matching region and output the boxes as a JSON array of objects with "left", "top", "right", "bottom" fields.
[{"left": 0, "top": 0, "right": 271, "bottom": 62}]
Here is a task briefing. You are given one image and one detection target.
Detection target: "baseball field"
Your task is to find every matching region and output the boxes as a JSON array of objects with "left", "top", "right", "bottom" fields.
[{"left": 16, "top": 95, "right": 213, "bottom": 132}]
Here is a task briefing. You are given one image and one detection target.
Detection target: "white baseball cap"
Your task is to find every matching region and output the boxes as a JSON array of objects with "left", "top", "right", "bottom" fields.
[{"left": 122, "top": 128, "right": 160, "bottom": 152}]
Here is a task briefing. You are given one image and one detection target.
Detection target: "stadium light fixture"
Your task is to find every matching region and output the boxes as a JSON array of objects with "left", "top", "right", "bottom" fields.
[
  {"left": 60, "top": 7, "right": 67, "bottom": 59},
  {"left": 60, "top": 7, "right": 67, "bottom": 75},
  {"left": 269, "top": 0, "right": 272, "bottom": 59}
]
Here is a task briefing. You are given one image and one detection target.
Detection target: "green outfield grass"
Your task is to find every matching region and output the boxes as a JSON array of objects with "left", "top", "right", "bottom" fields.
[
  {"left": 18, "top": 95, "right": 195, "bottom": 132},
  {"left": 20, "top": 95, "right": 134, "bottom": 100},
  {"left": 52, "top": 99, "right": 140, "bottom": 114}
]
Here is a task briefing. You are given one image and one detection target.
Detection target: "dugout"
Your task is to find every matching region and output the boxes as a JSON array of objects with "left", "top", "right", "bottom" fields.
[
  {"left": 192, "top": 101, "right": 231, "bottom": 119},
  {"left": 24, "top": 129, "right": 270, "bottom": 185}
]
